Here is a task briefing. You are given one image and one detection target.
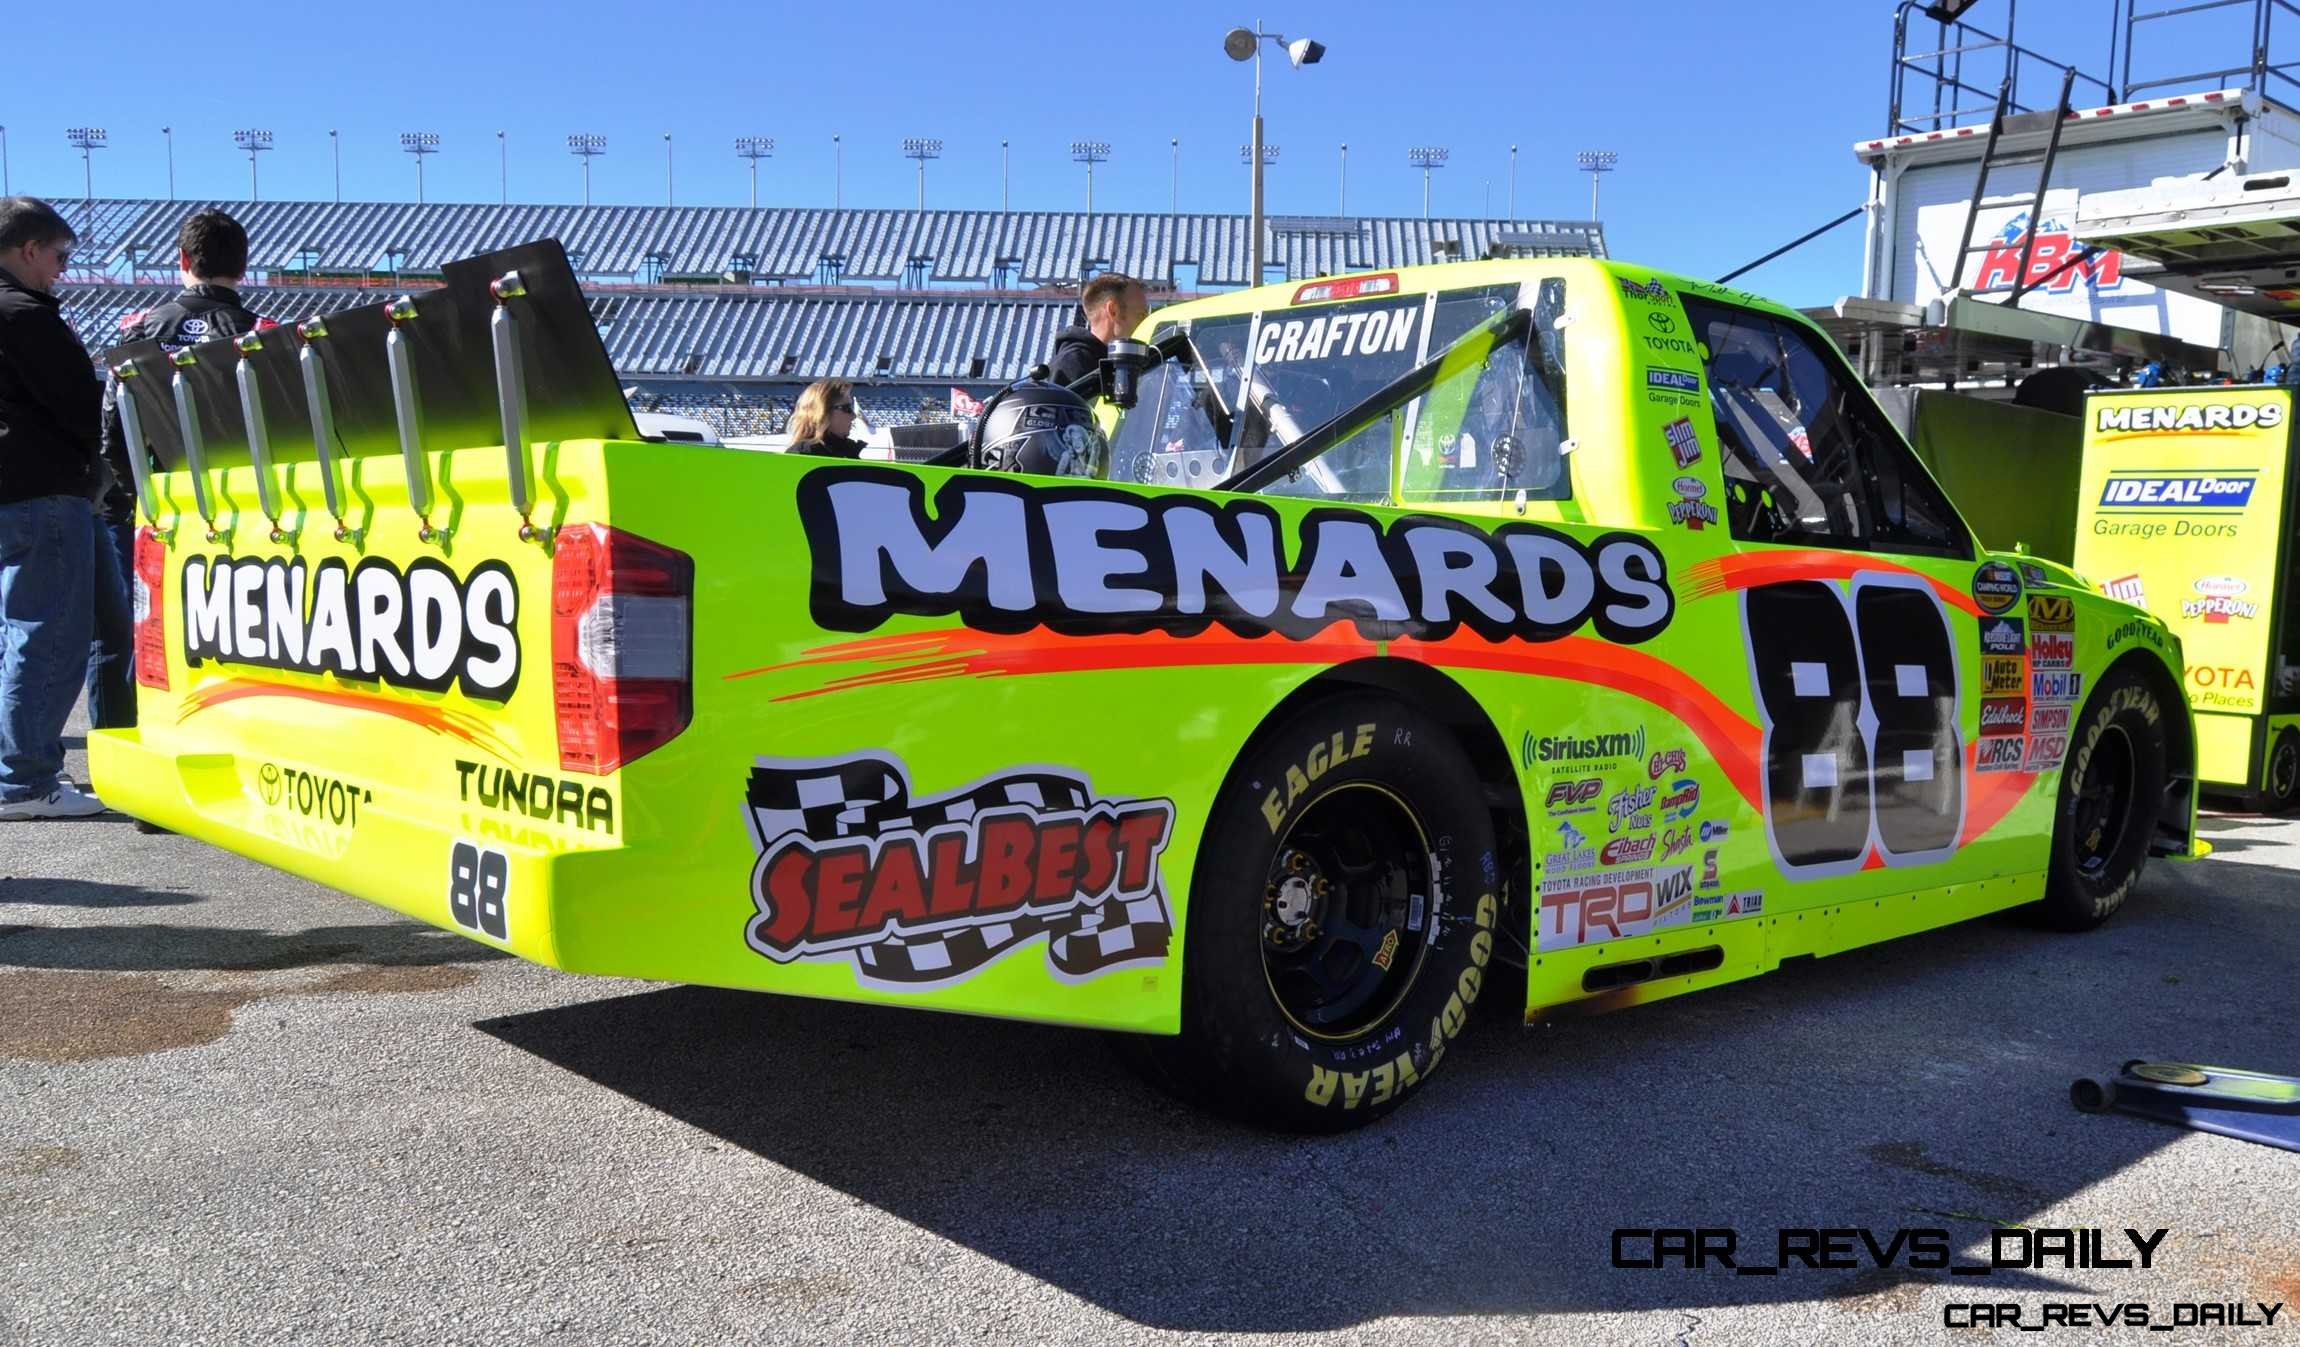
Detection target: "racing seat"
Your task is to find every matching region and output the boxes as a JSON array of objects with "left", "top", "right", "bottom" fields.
[{"left": 1710, "top": 382, "right": 1835, "bottom": 539}]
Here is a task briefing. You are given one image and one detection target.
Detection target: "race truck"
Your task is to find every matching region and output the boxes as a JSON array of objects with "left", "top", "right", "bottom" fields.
[{"left": 91, "top": 243, "right": 2200, "bottom": 1130}]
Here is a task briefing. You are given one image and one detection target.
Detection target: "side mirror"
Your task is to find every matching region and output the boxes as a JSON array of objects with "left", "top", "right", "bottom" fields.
[{"left": 1099, "top": 338, "right": 1157, "bottom": 410}]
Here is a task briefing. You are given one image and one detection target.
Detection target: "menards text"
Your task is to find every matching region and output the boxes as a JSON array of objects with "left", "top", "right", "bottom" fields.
[{"left": 182, "top": 556, "right": 520, "bottom": 699}]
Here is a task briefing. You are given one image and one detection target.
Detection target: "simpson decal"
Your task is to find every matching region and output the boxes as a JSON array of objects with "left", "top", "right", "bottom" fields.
[
  {"left": 799, "top": 468, "right": 1676, "bottom": 646},
  {"left": 181, "top": 555, "right": 519, "bottom": 699},
  {"left": 744, "top": 754, "right": 1175, "bottom": 987}
]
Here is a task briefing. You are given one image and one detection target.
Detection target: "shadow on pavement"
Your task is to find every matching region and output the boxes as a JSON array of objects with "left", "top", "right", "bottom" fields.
[
  {"left": 0, "top": 919, "right": 513, "bottom": 973},
  {"left": 474, "top": 856, "right": 2300, "bottom": 1330},
  {"left": 0, "top": 876, "right": 203, "bottom": 908}
]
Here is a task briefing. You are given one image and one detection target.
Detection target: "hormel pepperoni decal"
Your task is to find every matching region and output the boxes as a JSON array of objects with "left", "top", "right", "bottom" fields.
[{"left": 743, "top": 753, "right": 1175, "bottom": 988}]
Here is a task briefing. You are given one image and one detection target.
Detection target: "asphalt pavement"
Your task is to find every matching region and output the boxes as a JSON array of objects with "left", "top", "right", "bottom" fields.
[{"left": 4, "top": 714, "right": 2298, "bottom": 1347}]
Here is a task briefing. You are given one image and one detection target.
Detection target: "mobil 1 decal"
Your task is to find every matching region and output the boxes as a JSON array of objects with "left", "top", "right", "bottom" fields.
[
  {"left": 797, "top": 467, "right": 1675, "bottom": 646},
  {"left": 1741, "top": 573, "right": 1965, "bottom": 878}
]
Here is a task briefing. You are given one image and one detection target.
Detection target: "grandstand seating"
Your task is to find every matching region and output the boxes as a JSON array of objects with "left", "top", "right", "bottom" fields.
[{"left": 55, "top": 198, "right": 1605, "bottom": 289}]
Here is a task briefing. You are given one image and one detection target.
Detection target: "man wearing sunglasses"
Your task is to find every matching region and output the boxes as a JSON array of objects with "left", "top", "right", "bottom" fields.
[{"left": 0, "top": 197, "right": 110, "bottom": 817}]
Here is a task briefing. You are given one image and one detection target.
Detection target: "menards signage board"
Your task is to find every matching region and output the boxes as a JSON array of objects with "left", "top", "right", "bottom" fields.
[{"left": 2073, "top": 388, "right": 2291, "bottom": 778}]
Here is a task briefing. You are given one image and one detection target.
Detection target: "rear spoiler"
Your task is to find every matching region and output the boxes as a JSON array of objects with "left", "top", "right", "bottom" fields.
[{"left": 103, "top": 239, "right": 637, "bottom": 545}]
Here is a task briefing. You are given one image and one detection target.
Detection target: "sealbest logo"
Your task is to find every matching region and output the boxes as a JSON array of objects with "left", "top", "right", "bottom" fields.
[
  {"left": 2094, "top": 401, "right": 2284, "bottom": 435},
  {"left": 180, "top": 555, "right": 520, "bottom": 699},
  {"left": 798, "top": 468, "right": 1677, "bottom": 647}
]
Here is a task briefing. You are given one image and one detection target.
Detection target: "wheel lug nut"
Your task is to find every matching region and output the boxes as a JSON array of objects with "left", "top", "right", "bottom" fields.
[{"left": 1287, "top": 852, "right": 1308, "bottom": 873}]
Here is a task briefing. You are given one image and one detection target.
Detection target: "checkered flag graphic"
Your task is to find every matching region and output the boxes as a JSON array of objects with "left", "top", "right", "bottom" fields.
[{"left": 744, "top": 756, "right": 1174, "bottom": 987}]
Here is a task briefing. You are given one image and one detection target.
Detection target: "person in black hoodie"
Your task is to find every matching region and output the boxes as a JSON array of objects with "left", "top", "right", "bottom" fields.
[
  {"left": 90, "top": 210, "right": 269, "bottom": 730},
  {"left": 1046, "top": 272, "right": 1148, "bottom": 388},
  {"left": 0, "top": 198, "right": 109, "bottom": 817},
  {"left": 783, "top": 379, "right": 868, "bottom": 458}
]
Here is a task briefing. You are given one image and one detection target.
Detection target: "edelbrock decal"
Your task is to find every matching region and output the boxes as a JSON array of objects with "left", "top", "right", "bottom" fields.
[
  {"left": 744, "top": 754, "right": 1176, "bottom": 988},
  {"left": 799, "top": 468, "right": 1676, "bottom": 645},
  {"left": 181, "top": 555, "right": 519, "bottom": 699}
]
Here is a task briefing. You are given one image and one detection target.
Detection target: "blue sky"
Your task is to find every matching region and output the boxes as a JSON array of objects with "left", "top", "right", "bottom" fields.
[{"left": 0, "top": 0, "right": 2258, "bottom": 304}]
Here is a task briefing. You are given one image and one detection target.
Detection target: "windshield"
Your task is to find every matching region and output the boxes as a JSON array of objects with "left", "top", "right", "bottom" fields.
[{"left": 1111, "top": 282, "right": 1570, "bottom": 506}]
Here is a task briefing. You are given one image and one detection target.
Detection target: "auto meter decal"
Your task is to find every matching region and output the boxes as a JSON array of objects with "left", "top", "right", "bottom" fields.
[
  {"left": 1971, "top": 561, "right": 2022, "bottom": 614},
  {"left": 180, "top": 554, "right": 520, "bottom": 699},
  {"left": 743, "top": 753, "right": 1175, "bottom": 988},
  {"left": 799, "top": 467, "right": 1675, "bottom": 646}
]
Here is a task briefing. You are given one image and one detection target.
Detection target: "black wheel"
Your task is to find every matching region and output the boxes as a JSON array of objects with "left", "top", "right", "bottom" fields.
[
  {"left": 2037, "top": 669, "right": 2167, "bottom": 930},
  {"left": 2248, "top": 729, "right": 2300, "bottom": 815},
  {"left": 1140, "top": 693, "right": 1502, "bottom": 1131}
]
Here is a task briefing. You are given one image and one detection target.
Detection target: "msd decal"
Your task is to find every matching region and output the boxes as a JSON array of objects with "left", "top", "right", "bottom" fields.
[
  {"left": 743, "top": 754, "right": 1176, "bottom": 988},
  {"left": 800, "top": 469, "right": 1675, "bottom": 647},
  {"left": 1972, "top": 213, "right": 2124, "bottom": 294}
]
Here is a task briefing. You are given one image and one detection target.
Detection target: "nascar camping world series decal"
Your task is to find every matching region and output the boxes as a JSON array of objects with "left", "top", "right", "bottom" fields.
[{"left": 742, "top": 753, "right": 1177, "bottom": 989}]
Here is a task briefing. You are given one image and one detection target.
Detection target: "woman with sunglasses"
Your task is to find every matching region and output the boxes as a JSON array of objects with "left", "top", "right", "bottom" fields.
[{"left": 784, "top": 379, "right": 867, "bottom": 459}]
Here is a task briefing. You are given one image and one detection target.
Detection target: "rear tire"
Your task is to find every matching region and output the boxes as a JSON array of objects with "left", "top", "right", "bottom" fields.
[
  {"left": 2037, "top": 669, "right": 2167, "bottom": 931},
  {"left": 2247, "top": 729, "right": 2300, "bottom": 815},
  {"left": 1141, "top": 693, "right": 1502, "bottom": 1131}
]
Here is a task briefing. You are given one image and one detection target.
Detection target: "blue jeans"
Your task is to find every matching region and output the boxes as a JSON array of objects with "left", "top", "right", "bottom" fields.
[
  {"left": 0, "top": 495, "right": 99, "bottom": 802},
  {"left": 86, "top": 518, "right": 136, "bottom": 730}
]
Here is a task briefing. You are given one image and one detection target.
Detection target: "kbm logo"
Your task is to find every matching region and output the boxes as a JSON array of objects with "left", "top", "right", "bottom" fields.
[
  {"left": 2097, "top": 473, "right": 2257, "bottom": 511},
  {"left": 1973, "top": 213, "right": 2123, "bottom": 294}
]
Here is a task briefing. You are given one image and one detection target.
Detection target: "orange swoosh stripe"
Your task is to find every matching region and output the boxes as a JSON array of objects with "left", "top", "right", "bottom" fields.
[
  {"left": 1679, "top": 550, "right": 1984, "bottom": 617},
  {"left": 178, "top": 678, "right": 519, "bottom": 765}
]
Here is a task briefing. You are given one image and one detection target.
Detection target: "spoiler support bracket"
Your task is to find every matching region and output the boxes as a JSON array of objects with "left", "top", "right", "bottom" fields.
[
  {"left": 110, "top": 362, "right": 161, "bottom": 528},
  {"left": 169, "top": 349, "right": 220, "bottom": 540},
  {"left": 385, "top": 296, "right": 438, "bottom": 542},
  {"left": 489, "top": 270, "right": 547, "bottom": 542},
  {"left": 296, "top": 317, "right": 355, "bottom": 543},
  {"left": 233, "top": 331, "right": 286, "bottom": 542}
]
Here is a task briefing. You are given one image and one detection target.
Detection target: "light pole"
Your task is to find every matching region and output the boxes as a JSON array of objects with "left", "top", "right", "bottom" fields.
[
  {"left": 330, "top": 129, "right": 340, "bottom": 202},
  {"left": 1070, "top": 140, "right": 1110, "bottom": 216},
  {"left": 902, "top": 137, "right": 942, "bottom": 210},
  {"left": 233, "top": 129, "right": 271, "bottom": 201},
  {"left": 67, "top": 128, "right": 107, "bottom": 208},
  {"left": 1, "top": 126, "right": 9, "bottom": 195},
  {"left": 1000, "top": 139, "right": 1010, "bottom": 211},
  {"left": 1576, "top": 149, "right": 1618, "bottom": 221},
  {"left": 568, "top": 133, "right": 606, "bottom": 206},
  {"left": 1339, "top": 142, "right": 1347, "bottom": 216},
  {"left": 1408, "top": 146, "right": 1448, "bottom": 220},
  {"left": 162, "top": 126, "right": 174, "bottom": 201},
  {"left": 1170, "top": 137, "right": 1179, "bottom": 214},
  {"left": 400, "top": 131, "right": 439, "bottom": 204},
  {"left": 736, "top": 136, "right": 774, "bottom": 209},
  {"left": 1223, "top": 25, "right": 1324, "bottom": 284},
  {"left": 664, "top": 133, "right": 675, "bottom": 206},
  {"left": 497, "top": 130, "right": 507, "bottom": 205},
  {"left": 833, "top": 134, "right": 842, "bottom": 208}
]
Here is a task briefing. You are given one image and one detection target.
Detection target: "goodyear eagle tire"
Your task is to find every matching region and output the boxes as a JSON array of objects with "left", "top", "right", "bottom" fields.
[
  {"left": 1149, "top": 693, "right": 1500, "bottom": 1131},
  {"left": 2038, "top": 669, "right": 2167, "bottom": 931},
  {"left": 2248, "top": 729, "right": 2300, "bottom": 815}
]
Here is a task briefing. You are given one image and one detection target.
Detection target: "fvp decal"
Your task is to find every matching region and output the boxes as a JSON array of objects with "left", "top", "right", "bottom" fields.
[
  {"left": 798, "top": 468, "right": 1675, "bottom": 646},
  {"left": 743, "top": 754, "right": 1175, "bottom": 988},
  {"left": 1741, "top": 575, "right": 1965, "bottom": 877}
]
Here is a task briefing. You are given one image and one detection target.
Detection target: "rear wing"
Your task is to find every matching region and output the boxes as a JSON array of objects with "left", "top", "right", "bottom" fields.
[{"left": 102, "top": 239, "right": 636, "bottom": 543}]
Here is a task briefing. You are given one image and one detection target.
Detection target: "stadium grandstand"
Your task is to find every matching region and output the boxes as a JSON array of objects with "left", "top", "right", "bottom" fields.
[{"left": 55, "top": 198, "right": 1605, "bottom": 439}]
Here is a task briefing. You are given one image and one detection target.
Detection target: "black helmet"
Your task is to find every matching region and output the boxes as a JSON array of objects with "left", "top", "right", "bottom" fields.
[{"left": 973, "top": 377, "right": 1108, "bottom": 477}]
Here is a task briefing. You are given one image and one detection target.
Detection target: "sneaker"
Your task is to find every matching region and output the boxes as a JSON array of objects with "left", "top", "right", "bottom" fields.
[{"left": 0, "top": 783, "right": 110, "bottom": 819}]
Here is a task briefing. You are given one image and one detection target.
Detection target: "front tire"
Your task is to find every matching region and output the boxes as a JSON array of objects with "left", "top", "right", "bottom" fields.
[
  {"left": 1145, "top": 693, "right": 1502, "bottom": 1131},
  {"left": 2248, "top": 729, "right": 2300, "bottom": 815},
  {"left": 2038, "top": 669, "right": 2167, "bottom": 930}
]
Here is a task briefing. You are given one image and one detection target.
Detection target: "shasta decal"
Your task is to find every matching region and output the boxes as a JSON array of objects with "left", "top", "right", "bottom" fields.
[
  {"left": 798, "top": 468, "right": 1675, "bottom": 645},
  {"left": 744, "top": 754, "right": 1175, "bottom": 987},
  {"left": 181, "top": 555, "right": 519, "bottom": 699}
]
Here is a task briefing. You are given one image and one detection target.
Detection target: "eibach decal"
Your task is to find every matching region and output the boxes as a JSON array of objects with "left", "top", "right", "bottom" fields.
[{"left": 743, "top": 754, "right": 1176, "bottom": 989}]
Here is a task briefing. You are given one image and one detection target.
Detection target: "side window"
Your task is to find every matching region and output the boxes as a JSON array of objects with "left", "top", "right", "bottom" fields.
[
  {"left": 1399, "top": 277, "right": 1572, "bottom": 506},
  {"left": 1682, "top": 297, "right": 1969, "bottom": 558}
]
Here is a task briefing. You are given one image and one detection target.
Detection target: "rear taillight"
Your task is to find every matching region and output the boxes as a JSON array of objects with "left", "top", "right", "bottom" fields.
[
  {"left": 133, "top": 525, "right": 167, "bottom": 691},
  {"left": 552, "top": 523, "right": 693, "bottom": 774}
]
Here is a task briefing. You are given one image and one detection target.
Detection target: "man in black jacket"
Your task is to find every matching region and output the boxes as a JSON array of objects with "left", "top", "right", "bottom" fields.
[
  {"left": 0, "top": 198, "right": 109, "bottom": 817},
  {"left": 91, "top": 210, "right": 268, "bottom": 729},
  {"left": 1046, "top": 272, "right": 1148, "bottom": 388}
]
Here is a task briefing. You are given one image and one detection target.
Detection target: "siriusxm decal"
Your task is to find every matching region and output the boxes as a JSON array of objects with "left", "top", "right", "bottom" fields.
[{"left": 2097, "top": 473, "right": 2257, "bottom": 512}]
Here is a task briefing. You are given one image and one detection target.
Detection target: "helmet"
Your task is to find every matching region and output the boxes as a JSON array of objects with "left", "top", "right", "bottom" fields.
[{"left": 973, "top": 378, "right": 1108, "bottom": 477}]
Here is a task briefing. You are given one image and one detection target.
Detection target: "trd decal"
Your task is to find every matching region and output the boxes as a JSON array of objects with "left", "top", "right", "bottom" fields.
[
  {"left": 797, "top": 467, "right": 1674, "bottom": 646},
  {"left": 743, "top": 754, "right": 1175, "bottom": 988},
  {"left": 1741, "top": 575, "right": 1965, "bottom": 877}
]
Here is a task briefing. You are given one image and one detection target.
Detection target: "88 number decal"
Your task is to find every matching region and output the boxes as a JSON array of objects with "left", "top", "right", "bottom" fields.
[
  {"left": 449, "top": 839, "right": 511, "bottom": 940},
  {"left": 1741, "top": 575, "right": 1965, "bottom": 877}
]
